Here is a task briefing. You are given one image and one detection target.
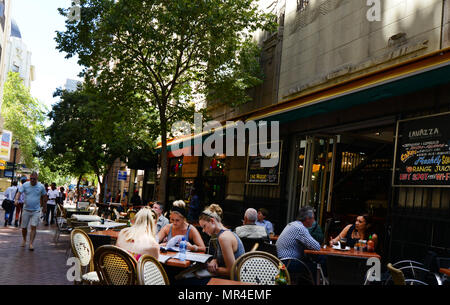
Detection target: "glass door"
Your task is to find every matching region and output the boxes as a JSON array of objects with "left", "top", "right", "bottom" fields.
[{"left": 298, "top": 135, "right": 337, "bottom": 225}]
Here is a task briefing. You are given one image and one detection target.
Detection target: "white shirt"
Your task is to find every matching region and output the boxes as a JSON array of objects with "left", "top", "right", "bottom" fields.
[
  {"left": 47, "top": 189, "right": 60, "bottom": 205},
  {"left": 4, "top": 186, "right": 18, "bottom": 200}
]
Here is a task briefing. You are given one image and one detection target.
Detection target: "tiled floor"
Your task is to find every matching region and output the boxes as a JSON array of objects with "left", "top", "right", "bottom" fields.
[{"left": 0, "top": 209, "right": 72, "bottom": 285}]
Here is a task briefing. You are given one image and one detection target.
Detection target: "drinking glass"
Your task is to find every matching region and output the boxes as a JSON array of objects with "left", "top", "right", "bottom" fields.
[{"left": 340, "top": 238, "right": 347, "bottom": 249}]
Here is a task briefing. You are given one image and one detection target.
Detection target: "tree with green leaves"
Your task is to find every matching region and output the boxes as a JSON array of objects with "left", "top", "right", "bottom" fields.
[
  {"left": 43, "top": 82, "right": 159, "bottom": 202},
  {"left": 1, "top": 71, "right": 47, "bottom": 169},
  {"left": 55, "top": 0, "right": 276, "bottom": 204}
]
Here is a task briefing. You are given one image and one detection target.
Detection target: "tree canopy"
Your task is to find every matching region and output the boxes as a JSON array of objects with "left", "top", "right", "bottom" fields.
[
  {"left": 55, "top": 0, "right": 276, "bottom": 203},
  {"left": 1, "top": 71, "right": 47, "bottom": 169}
]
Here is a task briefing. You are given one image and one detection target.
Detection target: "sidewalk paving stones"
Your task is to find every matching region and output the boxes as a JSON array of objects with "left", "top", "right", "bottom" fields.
[{"left": 0, "top": 209, "right": 72, "bottom": 285}]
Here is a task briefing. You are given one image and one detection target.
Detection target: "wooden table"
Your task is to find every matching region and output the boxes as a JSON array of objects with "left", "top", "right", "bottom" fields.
[
  {"left": 304, "top": 246, "right": 381, "bottom": 285},
  {"left": 304, "top": 246, "right": 381, "bottom": 260},
  {"left": 89, "top": 229, "right": 120, "bottom": 239},
  {"left": 439, "top": 268, "right": 450, "bottom": 277},
  {"left": 207, "top": 278, "right": 254, "bottom": 285}
]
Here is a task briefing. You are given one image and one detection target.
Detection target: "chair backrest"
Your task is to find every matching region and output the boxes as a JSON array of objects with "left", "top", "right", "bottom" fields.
[
  {"left": 258, "top": 242, "right": 278, "bottom": 256},
  {"left": 57, "top": 204, "right": 67, "bottom": 218},
  {"left": 94, "top": 245, "right": 138, "bottom": 285},
  {"left": 240, "top": 238, "right": 267, "bottom": 253},
  {"left": 137, "top": 255, "right": 169, "bottom": 285},
  {"left": 387, "top": 263, "right": 406, "bottom": 285},
  {"left": 231, "top": 251, "right": 291, "bottom": 285},
  {"left": 280, "top": 258, "right": 314, "bottom": 285},
  {"left": 71, "top": 229, "right": 95, "bottom": 272},
  {"left": 127, "top": 209, "right": 137, "bottom": 220}
]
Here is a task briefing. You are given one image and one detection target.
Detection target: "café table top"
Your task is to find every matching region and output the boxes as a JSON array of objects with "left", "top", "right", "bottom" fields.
[
  {"left": 207, "top": 278, "right": 254, "bottom": 285},
  {"left": 71, "top": 214, "right": 101, "bottom": 222},
  {"left": 88, "top": 221, "right": 127, "bottom": 230},
  {"left": 304, "top": 245, "right": 381, "bottom": 259},
  {"left": 439, "top": 268, "right": 450, "bottom": 277},
  {"left": 89, "top": 229, "right": 120, "bottom": 239}
]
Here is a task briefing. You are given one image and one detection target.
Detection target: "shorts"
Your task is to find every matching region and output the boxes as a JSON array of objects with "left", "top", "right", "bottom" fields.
[{"left": 21, "top": 210, "right": 41, "bottom": 229}]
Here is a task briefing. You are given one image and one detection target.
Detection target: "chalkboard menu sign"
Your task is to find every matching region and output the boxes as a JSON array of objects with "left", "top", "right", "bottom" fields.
[
  {"left": 394, "top": 113, "right": 450, "bottom": 186},
  {"left": 246, "top": 141, "right": 282, "bottom": 185}
]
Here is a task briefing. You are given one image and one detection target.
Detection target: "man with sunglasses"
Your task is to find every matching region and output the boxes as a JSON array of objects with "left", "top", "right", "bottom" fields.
[{"left": 14, "top": 172, "right": 47, "bottom": 251}]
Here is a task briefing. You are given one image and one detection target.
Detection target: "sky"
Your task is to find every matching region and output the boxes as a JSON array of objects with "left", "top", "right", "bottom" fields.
[{"left": 11, "top": 0, "right": 83, "bottom": 110}]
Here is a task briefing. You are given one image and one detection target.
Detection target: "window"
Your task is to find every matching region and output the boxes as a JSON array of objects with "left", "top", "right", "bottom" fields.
[{"left": 297, "top": 0, "right": 309, "bottom": 12}]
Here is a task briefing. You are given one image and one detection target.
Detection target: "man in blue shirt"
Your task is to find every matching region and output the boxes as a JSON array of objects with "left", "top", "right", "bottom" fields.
[
  {"left": 256, "top": 208, "right": 274, "bottom": 236},
  {"left": 276, "top": 206, "right": 321, "bottom": 281},
  {"left": 14, "top": 172, "right": 47, "bottom": 251}
]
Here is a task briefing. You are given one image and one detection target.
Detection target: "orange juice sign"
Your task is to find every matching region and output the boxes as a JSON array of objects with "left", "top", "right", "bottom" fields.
[{"left": 397, "top": 114, "right": 450, "bottom": 185}]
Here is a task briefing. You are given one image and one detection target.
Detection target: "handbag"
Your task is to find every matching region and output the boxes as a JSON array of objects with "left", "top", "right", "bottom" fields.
[{"left": 2, "top": 199, "right": 13, "bottom": 210}]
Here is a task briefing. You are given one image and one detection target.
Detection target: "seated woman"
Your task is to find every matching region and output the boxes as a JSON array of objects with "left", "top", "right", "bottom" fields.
[
  {"left": 157, "top": 200, "right": 206, "bottom": 252},
  {"left": 329, "top": 213, "right": 378, "bottom": 249},
  {"left": 115, "top": 206, "right": 159, "bottom": 260},
  {"left": 198, "top": 204, "right": 245, "bottom": 278}
]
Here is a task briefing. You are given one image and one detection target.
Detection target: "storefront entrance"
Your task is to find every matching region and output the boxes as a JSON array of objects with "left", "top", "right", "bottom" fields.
[{"left": 290, "top": 124, "right": 395, "bottom": 233}]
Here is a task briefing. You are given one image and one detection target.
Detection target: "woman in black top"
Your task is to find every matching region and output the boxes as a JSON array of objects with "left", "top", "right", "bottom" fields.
[{"left": 329, "top": 214, "right": 378, "bottom": 248}]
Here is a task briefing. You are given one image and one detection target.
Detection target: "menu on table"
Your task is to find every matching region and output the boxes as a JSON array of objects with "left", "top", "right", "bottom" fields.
[{"left": 395, "top": 113, "right": 450, "bottom": 186}]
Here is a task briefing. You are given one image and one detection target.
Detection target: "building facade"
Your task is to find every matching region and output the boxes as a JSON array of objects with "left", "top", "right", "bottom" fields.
[{"left": 159, "top": 0, "right": 450, "bottom": 262}]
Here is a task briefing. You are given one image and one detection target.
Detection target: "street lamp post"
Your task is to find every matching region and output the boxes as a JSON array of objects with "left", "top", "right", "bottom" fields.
[{"left": 11, "top": 140, "right": 19, "bottom": 185}]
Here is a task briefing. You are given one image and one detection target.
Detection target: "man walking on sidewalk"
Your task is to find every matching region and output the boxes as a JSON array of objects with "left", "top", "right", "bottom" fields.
[
  {"left": 14, "top": 176, "right": 27, "bottom": 227},
  {"left": 14, "top": 172, "right": 47, "bottom": 251}
]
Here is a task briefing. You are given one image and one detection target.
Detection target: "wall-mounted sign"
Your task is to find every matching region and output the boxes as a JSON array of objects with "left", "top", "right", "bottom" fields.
[
  {"left": 118, "top": 170, "right": 127, "bottom": 181},
  {"left": 246, "top": 141, "right": 282, "bottom": 185},
  {"left": 0, "top": 130, "right": 12, "bottom": 161},
  {"left": 393, "top": 112, "right": 450, "bottom": 187}
]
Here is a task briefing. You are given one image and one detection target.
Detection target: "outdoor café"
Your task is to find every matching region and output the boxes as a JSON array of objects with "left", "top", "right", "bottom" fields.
[{"left": 55, "top": 199, "right": 449, "bottom": 286}]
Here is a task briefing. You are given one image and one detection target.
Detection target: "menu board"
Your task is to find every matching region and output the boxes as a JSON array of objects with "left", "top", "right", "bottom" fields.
[
  {"left": 246, "top": 141, "right": 282, "bottom": 185},
  {"left": 395, "top": 113, "right": 450, "bottom": 186}
]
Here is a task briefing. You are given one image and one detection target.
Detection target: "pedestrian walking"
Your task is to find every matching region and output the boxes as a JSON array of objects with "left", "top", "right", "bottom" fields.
[
  {"left": 45, "top": 183, "right": 59, "bottom": 226},
  {"left": 14, "top": 176, "right": 27, "bottom": 227},
  {"left": 3, "top": 181, "right": 18, "bottom": 226},
  {"left": 14, "top": 172, "right": 47, "bottom": 251}
]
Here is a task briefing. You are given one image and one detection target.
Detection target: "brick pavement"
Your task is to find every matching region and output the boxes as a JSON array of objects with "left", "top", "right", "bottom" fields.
[{"left": 0, "top": 208, "right": 73, "bottom": 285}]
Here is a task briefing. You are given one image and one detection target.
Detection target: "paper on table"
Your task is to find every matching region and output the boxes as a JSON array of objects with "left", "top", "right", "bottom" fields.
[
  {"left": 173, "top": 252, "right": 213, "bottom": 263},
  {"left": 158, "top": 254, "right": 173, "bottom": 264}
]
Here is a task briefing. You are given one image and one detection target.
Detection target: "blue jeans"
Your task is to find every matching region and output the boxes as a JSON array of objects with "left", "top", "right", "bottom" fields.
[{"left": 4, "top": 204, "right": 15, "bottom": 225}]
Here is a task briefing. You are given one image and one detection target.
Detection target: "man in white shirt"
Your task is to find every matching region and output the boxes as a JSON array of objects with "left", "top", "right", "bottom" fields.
[
  {"left": 45, "top": 183, "right": 59, "bottom": 226},
  {"left": 235, "top": 208, "right": 269, "bottom": 240},
  {"left": 3, "top": 181, "right": 18, "bottom": 226}
]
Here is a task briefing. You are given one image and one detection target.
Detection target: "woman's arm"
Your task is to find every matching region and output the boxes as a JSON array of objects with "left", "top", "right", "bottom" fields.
[
  {"left": 157, "top": 225, "right": 169, "bottom": 245},
  {"left": 188, "top": 226, "right": 206, "bottom": 252},
  {"left": 329, "top": 224, "right": 352, "bottom": 245}
]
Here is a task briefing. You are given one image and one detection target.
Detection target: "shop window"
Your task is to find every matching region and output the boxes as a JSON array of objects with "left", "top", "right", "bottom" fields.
[
  {"left": 203, "top": 155, "right": 226, "bottom": 177},
  {"left": 169, "top": 157, "right": 183, "bottom": 177}
]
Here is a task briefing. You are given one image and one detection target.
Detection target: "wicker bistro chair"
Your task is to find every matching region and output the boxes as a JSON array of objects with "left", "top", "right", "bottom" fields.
[
  {"left": 230, "top": 251, "right": 291, "bottom": 285},
  {"left": 93, "top": 245, "right": 138, "bottom": 285},
  {"left": 70, "top": 229, "right": 100, "bottom": 284},
  {"left": 137, "top": 255, "right": 170, "bottom": 285}
]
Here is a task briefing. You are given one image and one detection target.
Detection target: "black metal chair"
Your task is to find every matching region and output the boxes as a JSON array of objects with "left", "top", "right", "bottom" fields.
[
  {"left": 280, "top": 258, "right": 315, "bottom": 285},
  {"left": 240, "top": 237, "right": 268, "bottom": 253}
]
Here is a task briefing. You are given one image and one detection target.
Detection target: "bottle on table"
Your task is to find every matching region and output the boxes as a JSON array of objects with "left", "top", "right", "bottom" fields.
[
  {"left": 367, "top": 235, "right": 375, "bottom": 252},
  {"left": 275, "top": 263, "right": 288, "bottom": 285},
  {"left": 179, "top": 236, "right": 187, "bottom": 261}
]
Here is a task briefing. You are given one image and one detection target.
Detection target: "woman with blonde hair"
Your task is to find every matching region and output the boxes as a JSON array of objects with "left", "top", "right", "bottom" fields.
[
  {"left": 157, "top": 200, "right": 205, "bottom": 252},
  {"left": 198, "top": 204, "right": 245, "bottom": 278},
  {"left": 116, "top": 206, "right": 159, "bottom": 260}
]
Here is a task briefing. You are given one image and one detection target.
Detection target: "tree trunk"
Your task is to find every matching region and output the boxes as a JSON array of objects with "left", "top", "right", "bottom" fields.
[
  {"left": 96, "top": 173, "right": 105, "bottom": 203},
  {"left": 158, "top": 118, "right": 168, "bottom": 205},
  {"left": 76, "top": 173, "right": 83, "bottom": 202}
]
